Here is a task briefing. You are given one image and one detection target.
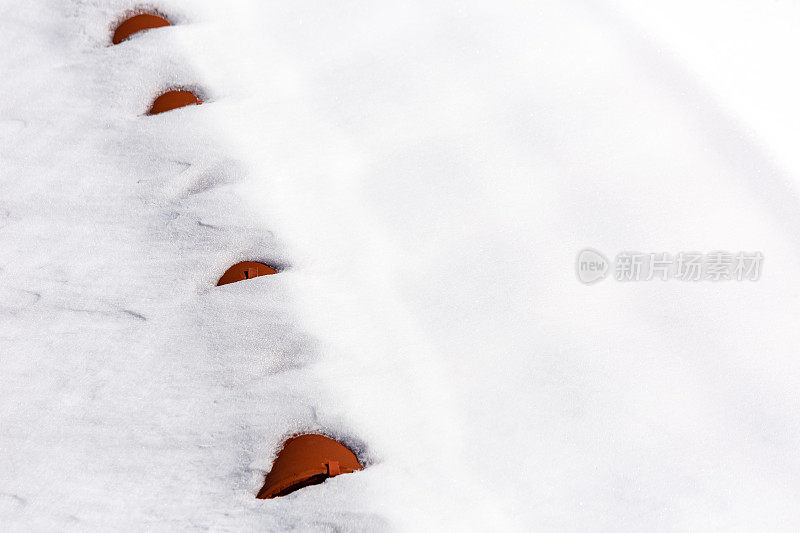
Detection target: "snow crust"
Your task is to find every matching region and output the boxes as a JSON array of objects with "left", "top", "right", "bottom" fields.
[{"left": 2, "top": 0, "right": 800, "bottom": 530}]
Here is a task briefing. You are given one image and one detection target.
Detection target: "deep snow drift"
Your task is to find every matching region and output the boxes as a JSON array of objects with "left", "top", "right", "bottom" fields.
[{"left": 2, "top": 0, "right": 800, "bottom": 531}]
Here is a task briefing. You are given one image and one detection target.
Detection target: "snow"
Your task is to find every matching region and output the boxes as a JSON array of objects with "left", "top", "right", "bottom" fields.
[{"left": 2, "top": 0, "right": 800, "bottom": 530}]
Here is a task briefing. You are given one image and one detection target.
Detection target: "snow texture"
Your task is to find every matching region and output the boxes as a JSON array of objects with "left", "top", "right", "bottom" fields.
[{"left": 2, "top": 0, "right": 800, "bottom": 531}]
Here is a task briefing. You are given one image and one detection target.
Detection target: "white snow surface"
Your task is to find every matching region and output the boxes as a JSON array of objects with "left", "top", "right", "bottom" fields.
[{"left": 2, "top": 0, "right": 800, "bottom": 531}]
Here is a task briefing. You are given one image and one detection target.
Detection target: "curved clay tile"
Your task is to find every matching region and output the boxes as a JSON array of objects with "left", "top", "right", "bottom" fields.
[
  {"left": 112, "top": 14, "right": 170, "bottom": 44},
  {"left": 217, "top": 261, "right": 277, "bottom": 286},
  {"left": 148, "top": 90, "right": 202, "bottom": 115},
  {"left": 257, "top": 434, "right": 363, "bottom": 499}
]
